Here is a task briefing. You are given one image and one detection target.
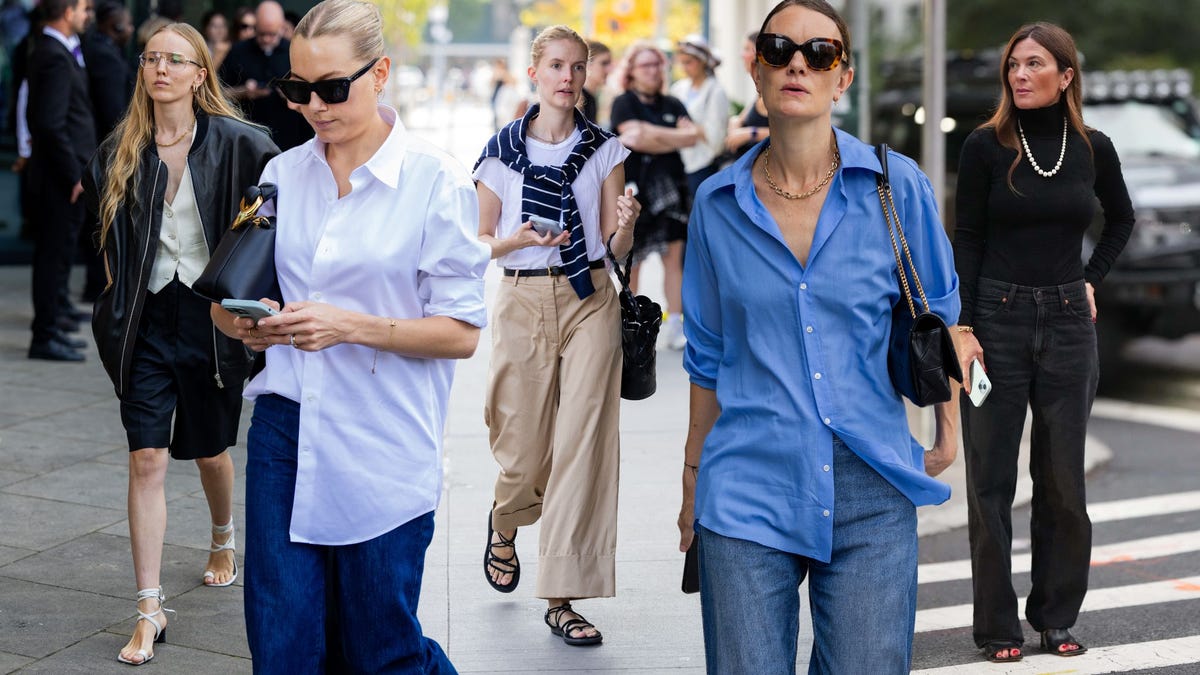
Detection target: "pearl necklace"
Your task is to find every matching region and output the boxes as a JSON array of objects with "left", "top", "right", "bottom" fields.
[
  {"left": 1017, "top": 117, "right": 1067, "bottom": 178},
  {"left": 762, "top": 143, "right": 841, "bottom": 200}
]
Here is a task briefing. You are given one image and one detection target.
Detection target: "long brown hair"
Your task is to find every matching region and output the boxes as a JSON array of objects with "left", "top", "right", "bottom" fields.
[
  {"left": 99, "top": 23, "right": 247, "bottom": 248},
  {"left": 983, "top": 22, "right": 1092, "bottom": 191}
]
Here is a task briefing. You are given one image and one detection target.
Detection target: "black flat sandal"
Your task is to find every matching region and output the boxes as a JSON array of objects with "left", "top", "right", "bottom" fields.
[
  {"left": 483, "top": 511, "right": 519, "bottom": 593},
  {"left": 1041, "top": 628, "right": 1087, "bottom": 656},
  {"left": 544, "top": 603, "right": 603, "bottom": 646}
]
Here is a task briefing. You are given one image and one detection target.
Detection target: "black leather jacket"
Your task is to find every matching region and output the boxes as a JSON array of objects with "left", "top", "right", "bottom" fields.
[{"left": 84, "top": 111, "right": 279, "bottom": 396}]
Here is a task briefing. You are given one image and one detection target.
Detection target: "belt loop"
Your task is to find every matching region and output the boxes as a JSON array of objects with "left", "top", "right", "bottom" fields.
[
  {"left": 512, "top": 269, "right": 522, "bottom": 285},
  {"left": 1058, "top": 283, "right": 1069, "bottom": 307},
  {"left": 1006, "top": 282, "right": 1018, "bottom": 306}
]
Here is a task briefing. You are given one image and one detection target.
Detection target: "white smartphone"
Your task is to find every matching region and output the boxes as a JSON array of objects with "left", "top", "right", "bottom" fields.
[
  {"left": 220, "top": 298, "right": 279, "bottom": 322},
  {"left": 968, "top": 358, "right": 992, "bottom": 407},
  {"left": 529, "top": 215, "right": 565, "bottom": 237}
]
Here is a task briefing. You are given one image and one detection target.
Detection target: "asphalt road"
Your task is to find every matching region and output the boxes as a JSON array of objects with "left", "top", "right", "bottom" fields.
[{"left": 910, "top": 335, "right": 1200, "bottom": 673}]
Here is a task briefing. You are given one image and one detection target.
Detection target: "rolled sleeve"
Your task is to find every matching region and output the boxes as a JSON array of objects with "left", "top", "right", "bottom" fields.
[
  {"left": 683, "top": 195, "right": 722, "bottom": 389},
  {"left": 893, "top": 153, "right": 961, "bottom": 325},
  {"left": 418, "top": 172, "right": 490, "bottom": 327}
]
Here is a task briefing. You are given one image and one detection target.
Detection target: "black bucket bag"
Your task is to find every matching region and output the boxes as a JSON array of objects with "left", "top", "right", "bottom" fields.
[{"left": 606, "top": 246, "right": 661, "bottom": 400}]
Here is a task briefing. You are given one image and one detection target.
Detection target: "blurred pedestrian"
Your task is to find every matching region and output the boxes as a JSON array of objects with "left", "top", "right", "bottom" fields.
[
  {"left": 218, "top": 0, "right": 312, "bottom": 150},
  {"left": 80, "top": 0, "right": 134, "bottom": 303},
  {"left": 26, "top": 0, "right": 94, "bottom": 362},
  {"left": 201, "top": 9, "right": 231, "bottom": 70},
  {"left": 474, "top": 24, "right": 639, "bottom": 647},
  {"left": 725, "top": 31, "right": 771, "bottom": 162},
  {"left": 611, "top": 41, "right": 699, "bottom": 351},
  {"left": 212, "top": 1, "right": 487, "bottom": 670},
  {"left": 670, "top": 34, "right": 729, "bottom": 196},
  {"left": 679, "top": 1, "right": 961, "bottom": 672},
  {"left": 282, "top": 9, "right": 300, "bottom": 40},
  {"left": 953, "top": 21, "right": 1134, "bottom": 664},
  {"left": 232, "top": 6, "right": 255, "bottom": 43},
  {"left": 582, "top": 38, "right": 612, "bottom": 126},
  {"left": 82, "top": 22, "right": 278, "bottom": 665},
  {"left": 489, "top": 57, "right": 524, "bottom": 131},
  {"left": 134, "top": 0, "right": 181, "bottom": 51}
]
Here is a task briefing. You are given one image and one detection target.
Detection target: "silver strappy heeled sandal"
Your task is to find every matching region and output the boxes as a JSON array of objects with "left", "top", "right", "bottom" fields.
[
  {"left": 116, "top": 587, "right": 176, "bottom": 666},
  {"left": 203, "top": 519, "right": 238, "bottom": 587}
]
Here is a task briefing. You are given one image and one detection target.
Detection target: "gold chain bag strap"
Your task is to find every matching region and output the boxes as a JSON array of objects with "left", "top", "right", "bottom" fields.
[
  {"left": 193, "top": 183, "right": 282, "bottom": 304},
  {"left": 875, "top": 144, "right": 962, "bottom": 406}
]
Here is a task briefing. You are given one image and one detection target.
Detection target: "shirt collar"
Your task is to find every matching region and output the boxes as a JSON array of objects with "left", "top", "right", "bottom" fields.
[
  {"left": 42, "top": 26, "right": 79, "bottom": 51},
  {"left": 303, "top": 104, "right": 408, "bottom": 190}
]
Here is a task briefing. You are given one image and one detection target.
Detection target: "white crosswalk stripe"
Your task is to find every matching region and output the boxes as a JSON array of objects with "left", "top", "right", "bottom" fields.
[
  {"left": 916, "top": 575, "right": 1200, "bottom": 633},
  {"left": 912, "top": 635, "right": 1200, "bottom": 674},
  {"left": 916, "top": 490, "right": 1200, "bottom": 670},
  {"left": 919, "top": 529, "right": 1200, "bottom": 584}
]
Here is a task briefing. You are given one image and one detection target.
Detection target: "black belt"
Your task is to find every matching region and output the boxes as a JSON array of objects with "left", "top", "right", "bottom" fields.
[{"left": 503, "top": 259, "right": 606, "bottom": 277}]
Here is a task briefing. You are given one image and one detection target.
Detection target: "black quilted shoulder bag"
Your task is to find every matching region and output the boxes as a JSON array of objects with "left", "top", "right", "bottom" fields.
[{"left": 876, "top": 144, "right": 962, "bottom": 406}]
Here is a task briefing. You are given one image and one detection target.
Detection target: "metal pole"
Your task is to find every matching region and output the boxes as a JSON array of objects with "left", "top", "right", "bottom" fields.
[
  {"left": 849, "top": 0, "right": 871, "bottom": 141},
  {"left": 921, "top": 0, "right": 946, "bottom": 213},
  {"left": 655, "top": 0, "right": 666, "bottom": 44},
  {"left": 582, "top": 0, "right": 595, "bottom": 37}
]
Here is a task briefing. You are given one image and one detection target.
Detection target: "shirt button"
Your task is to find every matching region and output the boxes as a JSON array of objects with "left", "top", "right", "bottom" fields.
[
  {"left": 168, "top": 233, "right": 176, "bottom": 239},
  {"left": 813, "top": 372, "right": 822, "bottom": 380},
  {"left": 307, "top": 395, "right": 316, "bottom": 402},
  {"left": 806, "top": 326, "right": 813, "bottom": 333},
  {"left": 799, "top": 283, "right": 808, "bottom": 290},
  {"left": 823, "top": 465, "right": 830, "bottom": 472},
  {"left": 172, "top": 255, "right": 179, "bottom": 261},
  {"left": 312, "top": 292, "right": 323, "bottom": 300},
  {"left": 823, "top": 509, "right": 830, "bottom": 517},
  {"left": 823, "top": 417, "right": 831, "bottom": 424}
]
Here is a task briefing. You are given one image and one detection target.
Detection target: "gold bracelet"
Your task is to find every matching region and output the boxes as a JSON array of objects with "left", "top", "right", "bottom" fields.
[
  {"left": 371, "top": 318, "right": 397, "bottom": 374},
  {"left": 955, "top": 326, "right": 974, "bottom": 333}
]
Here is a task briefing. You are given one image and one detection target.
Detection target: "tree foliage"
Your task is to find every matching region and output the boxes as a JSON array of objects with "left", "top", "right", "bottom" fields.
[
  {"left": 948, "top": 0, "right": 1200, "bottom": 74},
  {"left": 520, "top": 0, "right": 702, "bottom": 53},
  {"left": 373, "top": 0, "right": 435, "bottom": 54}
]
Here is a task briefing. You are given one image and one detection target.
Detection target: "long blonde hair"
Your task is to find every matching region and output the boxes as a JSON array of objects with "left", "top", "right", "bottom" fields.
[{"left": 99, "top": 23, "right": 246, "bottom": 247}]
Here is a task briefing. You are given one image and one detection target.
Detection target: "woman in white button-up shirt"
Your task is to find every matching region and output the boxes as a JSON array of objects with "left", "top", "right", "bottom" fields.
[{"left": 211, "top": 1, "right": 488, "bottom": 671}]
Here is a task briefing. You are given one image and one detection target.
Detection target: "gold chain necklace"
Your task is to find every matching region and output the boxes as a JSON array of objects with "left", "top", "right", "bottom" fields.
[
  {"left": 155, "top": 122, "right": 194, "bottom": 148},
  {"left": 762, "top": 141, "right": 840, "bottom": 200}
]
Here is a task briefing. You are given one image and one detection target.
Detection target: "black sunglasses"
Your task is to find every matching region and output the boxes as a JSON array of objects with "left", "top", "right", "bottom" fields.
[
  {"left": 756, "top": 33, "right": 846, "bottom": 71},
  {"left": 274, "top": 58, "right": 378, "bottom": 105}
]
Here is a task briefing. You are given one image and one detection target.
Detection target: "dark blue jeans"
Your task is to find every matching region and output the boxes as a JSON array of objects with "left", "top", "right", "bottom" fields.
[
  {"left": 962, "top": 278, "right": 1097, "bottom": 647},
  {"left": 697, "top": 439, "right": 917, "bottom": 674},
  {"left": 244, "top": 394, "right": 456, "bottom": 674}
]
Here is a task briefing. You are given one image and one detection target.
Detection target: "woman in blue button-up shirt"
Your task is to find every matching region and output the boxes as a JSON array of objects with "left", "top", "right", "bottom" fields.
[{"left": 676, "top": 1, "right": 961, "bottom": 672}]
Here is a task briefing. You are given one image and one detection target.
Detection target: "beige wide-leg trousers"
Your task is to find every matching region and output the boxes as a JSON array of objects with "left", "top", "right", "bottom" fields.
[{"left": 486, "top": 267, "right": 622, "bottom": 599}]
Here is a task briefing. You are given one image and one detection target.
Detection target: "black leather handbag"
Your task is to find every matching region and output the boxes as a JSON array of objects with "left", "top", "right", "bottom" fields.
[
  {"left": 606, "top": 247, "right": 661, "bottom": 400},
  {"left": 876, "top": 145, "right": 962, "bottom": 406},
  {"left": 193, "top": 184, "right": 281, "bottom": 304}
]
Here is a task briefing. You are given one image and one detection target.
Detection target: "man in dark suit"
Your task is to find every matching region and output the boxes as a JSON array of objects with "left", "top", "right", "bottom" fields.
[
  {"left": 218, "top": 0, "right": 311, "bottom": 150},
  {"left": 79, "top": 0, "right": 131, "bottom": 303},
  {"left": 26, "top": 0, "right": 96, "bottom": 361}
]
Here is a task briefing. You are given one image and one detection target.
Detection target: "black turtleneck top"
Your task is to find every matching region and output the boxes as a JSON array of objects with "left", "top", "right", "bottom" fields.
[{"left": 953, "top": 100, "right": 1135, "bottom": 325}]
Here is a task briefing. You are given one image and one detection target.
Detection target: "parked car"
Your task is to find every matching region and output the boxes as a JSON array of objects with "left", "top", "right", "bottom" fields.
[{"left": 873, "top": 58, "right": 1200, "bottom": 379}]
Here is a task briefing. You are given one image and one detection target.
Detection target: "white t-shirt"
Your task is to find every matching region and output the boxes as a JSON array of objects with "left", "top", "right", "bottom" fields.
[{"left": 473, "top": 131, "right": 630, "bottom": 270}]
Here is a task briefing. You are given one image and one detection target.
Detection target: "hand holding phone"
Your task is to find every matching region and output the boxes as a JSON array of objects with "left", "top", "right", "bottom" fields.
[
  {"left": 220, "top": 298, "right": 279, "bottom": 322},
  {"left": 968, "top": 358, "right": 992, "bottom": 407},
  {"left": 528, "top": 215, "right": 565, "bottom": 237}
]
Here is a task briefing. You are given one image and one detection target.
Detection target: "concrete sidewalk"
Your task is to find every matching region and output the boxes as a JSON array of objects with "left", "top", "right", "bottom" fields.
[{"left": 0, "top": 261, "right": 1109, "bottom": 674}]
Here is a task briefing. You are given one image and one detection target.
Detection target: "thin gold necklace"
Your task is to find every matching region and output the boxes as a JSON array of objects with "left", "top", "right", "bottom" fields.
[
  {"left": 762, "top": 141, "right": 840, "bottom": 200},
  {"left": 155, "top": 122, "right": 193, "bottom": 148}
]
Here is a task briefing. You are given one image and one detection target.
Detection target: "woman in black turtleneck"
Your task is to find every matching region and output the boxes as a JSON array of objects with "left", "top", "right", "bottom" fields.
[{"left": 952, "top": 23, "right": 1133, "bottom": 665}]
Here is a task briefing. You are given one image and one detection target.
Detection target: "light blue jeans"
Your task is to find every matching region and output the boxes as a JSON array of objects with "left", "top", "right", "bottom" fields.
[{"left": 698, "top": 439, "right": 917, "bottom": 674}]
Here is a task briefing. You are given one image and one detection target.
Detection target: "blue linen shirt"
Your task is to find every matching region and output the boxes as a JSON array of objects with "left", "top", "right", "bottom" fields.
[{"left": 683, "top": 127, "right": 960, "bottom": 563}]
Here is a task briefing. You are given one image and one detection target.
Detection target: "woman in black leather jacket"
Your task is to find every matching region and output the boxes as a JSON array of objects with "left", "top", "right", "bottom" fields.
[{"left": 81, "top": 23, "right": 277, "bottom": 666}]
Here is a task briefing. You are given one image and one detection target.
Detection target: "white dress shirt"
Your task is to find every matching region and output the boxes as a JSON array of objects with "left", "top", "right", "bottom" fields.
[
  {"left": 473, "top": 132, "right": 628, "bottom": 270},
  {"left": 243, "top": 106, "right": 490, "bottom": 545},
  {"left": 670, "top": 76, "right": 729, "bottom": 174}
]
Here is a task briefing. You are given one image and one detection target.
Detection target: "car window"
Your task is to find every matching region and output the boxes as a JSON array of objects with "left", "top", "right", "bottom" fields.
[{"left": 1085, "top": 101, "right": 1200, "bottom": 160}]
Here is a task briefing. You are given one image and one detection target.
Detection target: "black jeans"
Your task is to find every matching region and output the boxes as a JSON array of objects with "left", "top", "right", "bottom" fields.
[{"left": 962, "top": 277, "right": 1097, "bottom": 647}]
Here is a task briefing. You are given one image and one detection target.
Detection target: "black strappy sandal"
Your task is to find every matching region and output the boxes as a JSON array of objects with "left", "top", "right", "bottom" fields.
[
  {"left": 483, "top": 511, "right": 519, "bottom": 593},
  {"left": 980, "top": 640, "right": 1022, "bottom": 663},
  {"left": 1041, "top": 628, "right": 1087, "bottom": 656},
  {"left": 544, "top": 603, "right": 603, "bottom": 646}
]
